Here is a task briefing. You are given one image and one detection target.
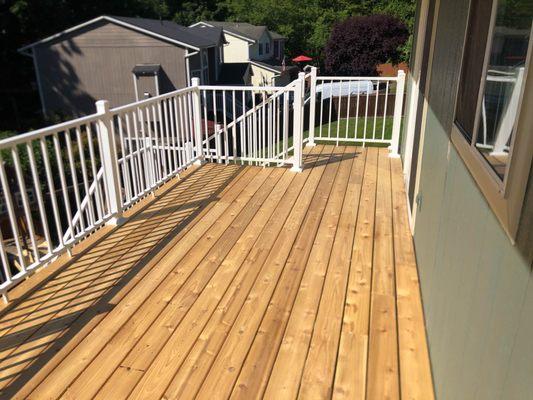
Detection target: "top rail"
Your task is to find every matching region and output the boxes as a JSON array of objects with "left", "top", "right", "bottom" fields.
[
  {"left": 0, "top": 113, "right": 101, "bottom": 149},
  {"left": 316, "top": 75, "right": 399, "bottom": 81}
]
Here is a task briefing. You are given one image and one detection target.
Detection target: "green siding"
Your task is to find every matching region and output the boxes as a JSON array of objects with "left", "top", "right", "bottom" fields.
[{"left": 410, "top": 0, "right": 533, "bottom": 398}]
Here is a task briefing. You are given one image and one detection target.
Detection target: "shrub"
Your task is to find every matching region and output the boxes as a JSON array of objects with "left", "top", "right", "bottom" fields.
[{"left": 324, "top": 14, "right": 409, "bottom": 76}]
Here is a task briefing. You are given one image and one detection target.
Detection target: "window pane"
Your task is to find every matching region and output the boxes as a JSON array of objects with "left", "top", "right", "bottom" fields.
[
  {"left": 475, "top": 0, "right": 532, "bottom": 179},
  {"left": 455, "top": 0, "right": 494, "bottom": 140}
]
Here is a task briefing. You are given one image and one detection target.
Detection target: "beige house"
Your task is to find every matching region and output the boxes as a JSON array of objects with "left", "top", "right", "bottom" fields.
[{"left": 190, "top": 21, "right": 295, "bottom": 86}]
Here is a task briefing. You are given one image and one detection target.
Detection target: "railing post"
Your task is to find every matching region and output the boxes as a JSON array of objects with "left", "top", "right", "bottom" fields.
[
  {"left": 96, "top": 100, "right": 124, "bottom": 225},
  {"left": 307, "top": 66, "right": 318, "bottom": 147},
  {"left": 390, "top": 69, "right": 406, "bottom": 158},
  {"left": 291, "top": 72, "right": 305, "bottom": 172},
  {"left": 191, "top": 77, "right": 205, "bottom": 165}
]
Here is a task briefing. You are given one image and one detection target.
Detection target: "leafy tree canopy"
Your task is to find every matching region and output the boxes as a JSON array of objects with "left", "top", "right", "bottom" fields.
[
  {"left": 324, "top": 14, "right": 409, "bottom": 76},
  {"left": 1, "top": 0, "right": 415, "bottom": 131}
]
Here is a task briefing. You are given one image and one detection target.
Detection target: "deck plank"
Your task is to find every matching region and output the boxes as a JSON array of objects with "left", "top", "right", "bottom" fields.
[
  {"left": 0, "top": 146, "right": 434, "bottom": 400},
  {"left": 390, "top": 158, "right": 435, "bottom": 400},
  {"left": 366, "top": 148, "right": 400, "bottom": 400},
  {"left": 332, "top": 147, "right": 378, "bottom": 400},
  {"left": 296, "top": 146, "right": 366, "bottom": 399}
]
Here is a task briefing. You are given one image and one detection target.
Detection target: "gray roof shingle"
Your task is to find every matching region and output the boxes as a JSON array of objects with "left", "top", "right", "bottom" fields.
[
  {"left": 201, "top": 21, "right": 286, "bottom": 42},
  {"left": 111, "top": 16, "right": 218, "bottom": 48}
]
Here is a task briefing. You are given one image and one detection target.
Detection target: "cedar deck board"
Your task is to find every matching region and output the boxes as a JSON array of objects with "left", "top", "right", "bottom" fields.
[{"left": 0, "top": 146, "right": 434, "bottom": 400}]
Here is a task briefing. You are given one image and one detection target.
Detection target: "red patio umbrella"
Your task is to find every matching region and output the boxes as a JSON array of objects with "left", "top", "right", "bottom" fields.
[{"left": 292, "top": 55, "right": 313, "bottom": 63}]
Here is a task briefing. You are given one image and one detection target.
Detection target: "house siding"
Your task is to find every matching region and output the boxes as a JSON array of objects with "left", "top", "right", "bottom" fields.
[
  {"left": 249, "top": 31, "right": 272, "bottom": 61},
  {"left": 407, "top": 1, "right": 533, "bottom": 399},
  {"left": 223, "top": 34, "right": 250, "bottom": 62},
  {"left": 34, "top": 20, "right": 188, "bottom": 116}
]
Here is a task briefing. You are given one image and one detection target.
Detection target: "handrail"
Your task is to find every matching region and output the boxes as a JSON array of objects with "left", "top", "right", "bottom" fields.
[{"left": 0, "top": 113, "right": 101, "bottom": 149}]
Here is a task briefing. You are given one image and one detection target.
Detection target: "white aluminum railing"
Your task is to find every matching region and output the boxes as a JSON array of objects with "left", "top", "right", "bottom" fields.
[
  {"left": 0, "top": 71, "right": 405, "bottom": 300},
  {"left": 306, "top": 68, "right": 406, "bottom": 155},
  {"left": 201, "top": 76, "right": 303, "bottom": 170}
]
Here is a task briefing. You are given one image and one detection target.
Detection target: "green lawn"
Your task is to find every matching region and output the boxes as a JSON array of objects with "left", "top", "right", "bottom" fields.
[
  {"left": 253, "top": 116, "right": 396, "bottom": 161},
  {"left": 306, "top": 116, "right": 394, "bottom": 146}
]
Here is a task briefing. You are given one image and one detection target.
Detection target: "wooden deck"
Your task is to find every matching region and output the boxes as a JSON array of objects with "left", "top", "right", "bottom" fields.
[{"left": 0, "top": 145, "right": 434, "bottom": 400}]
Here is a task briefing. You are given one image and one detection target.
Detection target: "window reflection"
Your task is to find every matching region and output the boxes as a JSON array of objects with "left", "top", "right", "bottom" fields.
[{"left": 475, "top": 1, "right": 532, "bottom": 180}]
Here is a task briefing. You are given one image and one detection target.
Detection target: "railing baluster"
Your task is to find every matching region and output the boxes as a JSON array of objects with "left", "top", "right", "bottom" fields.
[
  {"left": 355, "top": 86, "right": 360, "bottom": 141},
  {"left": 86, "top": 123, "right": 105, "bottom": 219},
  {"left": 143, "top": 107, "right": 156, "bottom": 186},
  {"left": 76, "top": 126, "right": 96, "bottom": 226},
  {"left": 116, "top": 117, "right": 132, "bottom": 205},
  {"left": 177, "top": 95, "right": 187, "bottom": 165},
  {"left": 0, "top": 154, "right": 27, "bottom": 270},
  {"left": 125, "top": 113, "right": 139, "bottom": 198},
  {"left": 11, "top": 147, "right": 39, "bottom": 262},
  {"left": 336, "top": 78, "right": 342, "bottom": 145},
  {"left": 346, "top": 80, "right": 352, "bottom": 140},
  {"left": 65, "top": 130, "right": 84, "bottom": 235},
  {"left": 0, "top": 229, "right": 12, "bottom": 288},
  {"left": 373, "top": 81, "right": 380, "bottom": 140},
  {"left": 27, "top": 142, "right": 52, "bottom": 253},
  {"left": 232, "top": 90, "right": 237, "bottom": 163},
  {"left": 283, "top": 91, "right": 286, "bottom": 158},
  {"left": 363, "top": 86, "right": 370, "bottom": 146},
  {"left": 40, "top": 137, "right": 64, "bottom": 247},
  {"left": 382, "top": 81, "right": 390, "bottom": 141},
  {"left": 52, "top": 132, "right": 75, "bottom": 244}
]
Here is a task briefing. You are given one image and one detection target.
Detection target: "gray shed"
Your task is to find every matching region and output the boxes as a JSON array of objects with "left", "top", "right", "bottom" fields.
[{"left": 19, "top": 15, "right": 225, "bottom": 117}]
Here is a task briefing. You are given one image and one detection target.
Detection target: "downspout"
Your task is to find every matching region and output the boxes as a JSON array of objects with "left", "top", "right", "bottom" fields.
[
  {"left": 18, "top": 47, "right": 47, "bottom": 118},
  {"left": 185, "top": 49, "right": 199, "bottom": 85},
  {"left": 132, "top": 73, "right": 139, "bottom": 101}
]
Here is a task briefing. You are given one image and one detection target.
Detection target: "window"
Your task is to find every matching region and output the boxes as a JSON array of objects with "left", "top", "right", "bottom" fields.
[
  {"left": 452, "top": 0, "right": 533, "bottom": 238},
  {"left": 274, "top": 41, "right": 279, "bottom": 58},
  {"left": 266, "top": 42, "right": 270, "bottom": 54},
  {"left": 258, "top": 43, "right": 263, "bottom": 55}
]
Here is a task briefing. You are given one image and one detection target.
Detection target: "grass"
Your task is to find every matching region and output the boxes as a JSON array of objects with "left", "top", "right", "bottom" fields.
[
  {"left": 247, "top": 116, "right": 396, "bottom": 161},
  {"left": 306, "top": 116, "right": 394, "bottom": 146}
]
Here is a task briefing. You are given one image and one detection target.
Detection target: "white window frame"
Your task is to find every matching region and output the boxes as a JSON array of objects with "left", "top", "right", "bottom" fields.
[{"left": 451, "top": 0, "right": 533, "bottom": 240}]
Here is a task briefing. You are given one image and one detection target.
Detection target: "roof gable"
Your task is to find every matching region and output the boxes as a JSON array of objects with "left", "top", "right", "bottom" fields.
[{"left": 19, "top": 15, "right": 218, "bottom": 53}]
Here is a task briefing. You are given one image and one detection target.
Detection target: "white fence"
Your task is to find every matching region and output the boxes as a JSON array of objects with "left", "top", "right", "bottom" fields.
[
  {"left": 0, "top": 70, "right": 404, "bottom": 299},
  {"left": 306, "top": 68, "right": 405, "bottom": 154}
]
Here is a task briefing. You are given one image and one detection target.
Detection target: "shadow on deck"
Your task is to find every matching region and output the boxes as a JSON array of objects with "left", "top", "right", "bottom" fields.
[{"left": 0, "top": 145, "right": 434, "bottom": 400}]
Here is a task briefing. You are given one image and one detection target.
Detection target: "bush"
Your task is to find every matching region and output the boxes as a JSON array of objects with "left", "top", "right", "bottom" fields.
[{"left": 324, "top": 14, "right": 409, "bottom": 76}]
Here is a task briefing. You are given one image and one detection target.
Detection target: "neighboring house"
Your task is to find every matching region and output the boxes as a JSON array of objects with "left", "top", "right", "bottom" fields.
[
  {"left": 190, "top": 21, "right": 295, "bottom": 86},
  {"left": 402, "top": 0, "right": 533, "bottom": 399},
  {"left": 19, "top": 15, "right": 225, "bottom": 116}
]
